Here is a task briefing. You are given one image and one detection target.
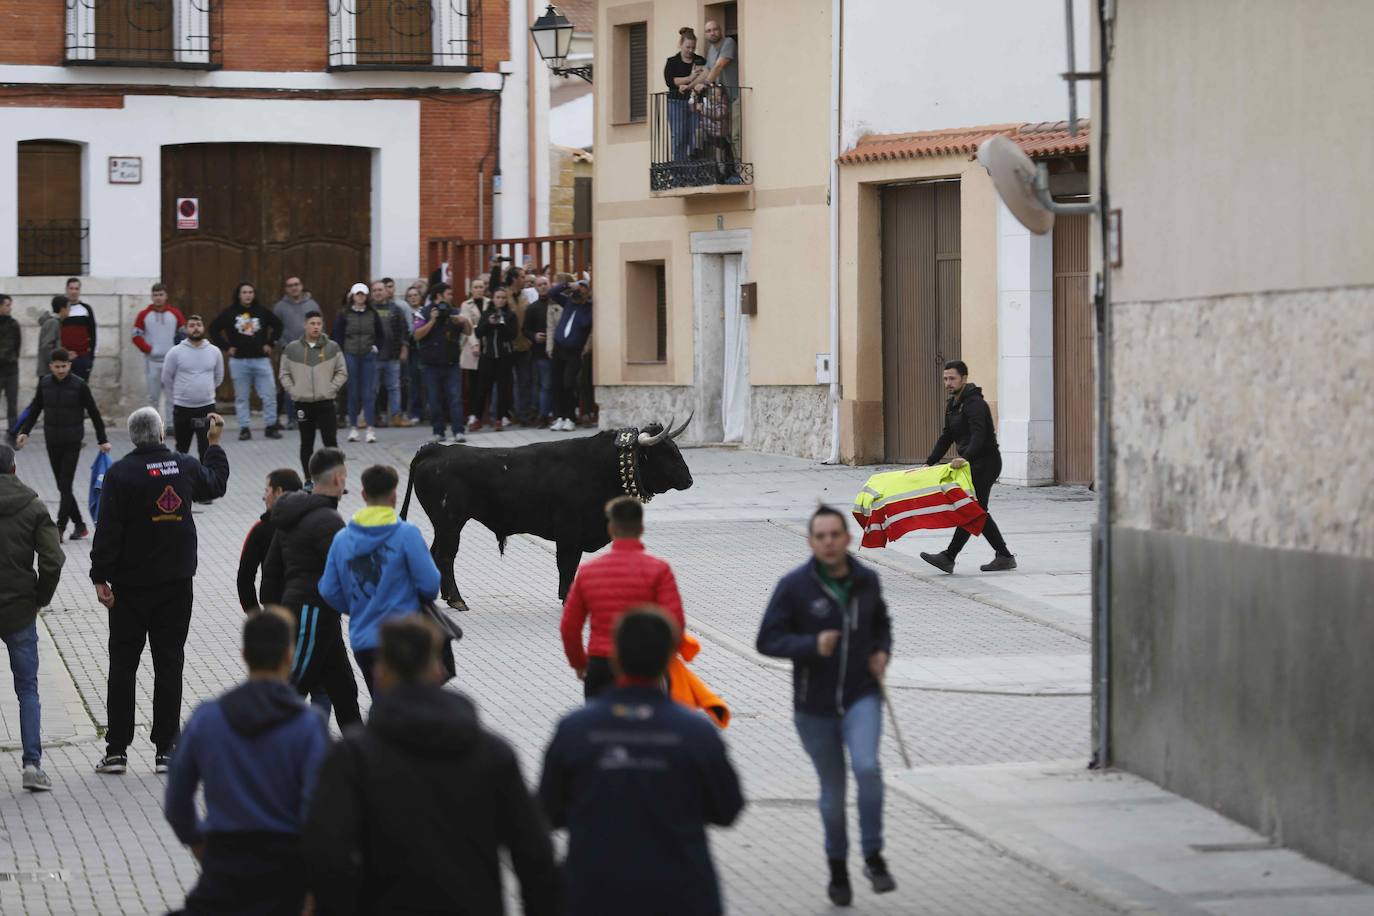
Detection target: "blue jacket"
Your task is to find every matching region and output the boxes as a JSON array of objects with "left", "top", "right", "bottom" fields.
[
  {"left": 756, "top": 557, "right": 893, "bottom": 717},
  {"left": 319, "top": 507, "right": 441, "bottom": 652},
  {"left": 164, "top": 679, "right": 331, "bottom": 844},
  {"left": 550, "top": 284, "right": 593, "bottom": 352},
  {"left": 538, "top": 686, "right": 744, "bottom": 916}
]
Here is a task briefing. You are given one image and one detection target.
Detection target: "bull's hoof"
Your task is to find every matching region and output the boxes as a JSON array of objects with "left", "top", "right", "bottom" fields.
[{"left": 446, "top": 597, "right": 469, "bottom": 612}]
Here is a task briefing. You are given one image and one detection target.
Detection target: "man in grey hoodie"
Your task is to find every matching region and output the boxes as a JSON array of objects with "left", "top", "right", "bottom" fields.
[
  {"left": 162, "top": 315, "right": 225, "bottom": 459},
  {"left": 273, "top": 277, "right": 319, "bottom": 430}
]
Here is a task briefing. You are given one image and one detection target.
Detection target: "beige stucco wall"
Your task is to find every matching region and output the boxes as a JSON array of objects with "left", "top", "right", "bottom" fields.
[
  {"left": 1105, "top": 0, "right": 1374, "bottom": 557},
  {"left": 593, "top": 0, "right": 832, "bottom": 389},
  {"left": 837, "top": 155, "right": 999, "bottom": 462}
]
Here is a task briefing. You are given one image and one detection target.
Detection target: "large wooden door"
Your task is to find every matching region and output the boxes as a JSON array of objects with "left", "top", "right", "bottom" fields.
[
  {"left": 881, "top": 180, "right": 960, "bottom": 464},
  {"left": 18, "top": 140, "right": 84, "bottom": 275},
  {"left": 1053, "top": 213, "right": 1094, "bottom": 484},
  {"left": 162, "top": 143, "right": 371, "bottom": 401}
]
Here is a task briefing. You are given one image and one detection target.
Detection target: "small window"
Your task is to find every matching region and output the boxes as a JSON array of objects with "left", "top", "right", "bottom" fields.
[
  {"left": 573, "top": 176, "right": 593, "bottom": 234},
  {"left": 626, "top": 260, "right": 667, "bottom": 363},
  {"left": 613, "top": 22, "right": 648, "bottom": 124}
]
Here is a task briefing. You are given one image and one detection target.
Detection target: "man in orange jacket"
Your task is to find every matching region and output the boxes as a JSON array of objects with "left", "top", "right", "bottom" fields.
[{"left": 560, "top": 496, "right": 685, "bottom": 700}]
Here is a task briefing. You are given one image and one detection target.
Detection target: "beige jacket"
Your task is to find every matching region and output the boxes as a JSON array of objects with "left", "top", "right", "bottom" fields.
[
  {"left": 459, "top": 299, "right": 483, "bottom": 370},
  {"left": 279, "top": 335, "right": 347, "bottom": 404}
]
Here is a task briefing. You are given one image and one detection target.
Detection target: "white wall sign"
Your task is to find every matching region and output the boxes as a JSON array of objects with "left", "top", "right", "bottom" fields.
[
  {"left": 176, "top": 198, "right": 199, "bottom": 230},
  {"left": 108, "top": 156, "right": 142, "bottom": 184}
]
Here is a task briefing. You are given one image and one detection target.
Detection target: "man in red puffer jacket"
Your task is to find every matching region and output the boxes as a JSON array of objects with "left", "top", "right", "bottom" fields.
[{"left": 560, "top": 496, "right": 685, "bottom": 701}]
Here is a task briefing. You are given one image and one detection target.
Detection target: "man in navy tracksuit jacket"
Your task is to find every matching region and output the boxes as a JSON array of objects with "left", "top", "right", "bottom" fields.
[
  {"left": 756, "top": 506, "right": 895, "bottom": 907},
  {"left": 539, "top": 608, "right": 744, "bottom": 916},
  {"left": 165, "top": 609, "right": 331, "bottom": 915}
]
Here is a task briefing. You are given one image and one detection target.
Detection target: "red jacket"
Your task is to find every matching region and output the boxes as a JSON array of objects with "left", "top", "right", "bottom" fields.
[{"left": 560, "top": 539, "right": 685, "bottom": 669}]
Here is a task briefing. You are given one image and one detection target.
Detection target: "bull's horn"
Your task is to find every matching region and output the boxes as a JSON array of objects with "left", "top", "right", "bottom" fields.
[
  {"left": 638, "top": 416, "right": 674, "bottom": 446},
  {"left": 668, "top": 411, "right": 694, "bottom": 440}
]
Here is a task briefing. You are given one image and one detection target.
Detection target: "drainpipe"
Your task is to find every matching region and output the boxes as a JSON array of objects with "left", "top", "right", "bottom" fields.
[
  {"left": 526, "top": 0, "right": 539, "bottom": 238},
  {"left": 823, "top": 0, "right": 843, "bottom": 465}
]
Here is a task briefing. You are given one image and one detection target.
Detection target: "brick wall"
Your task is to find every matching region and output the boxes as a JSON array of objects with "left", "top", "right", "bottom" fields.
[
  {"left": 418, "top": 95, "right": 501, "bottom": 268},
  {"left": 0, "top": 1, "right": 509, "bottom": 72},
  {"left": 0, "top": 0, "right": 64, "bottom": 65}
]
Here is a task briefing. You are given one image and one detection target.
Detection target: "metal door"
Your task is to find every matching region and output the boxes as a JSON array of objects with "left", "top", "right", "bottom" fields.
[
  {"left": 721, "top": 254, "right": 750, "bottom": 442},
  {"left": 881, "top": 181, "right": 960, "bottom": 464},
  {"left": 1053, "top": 213, "right": 1094, "bottom": 484}
]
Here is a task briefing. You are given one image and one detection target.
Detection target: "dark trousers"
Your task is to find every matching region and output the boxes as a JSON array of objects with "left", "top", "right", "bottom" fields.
[
  {"left": 105, "top": 579, "right": 193, "bottom": 753},
  {"left": 0, "top": 362, "right": 17, "bottom": 436},
  {"left": 511, "top": 349, "right": 533, "bottom": 421},
  {"left": 286, "top": 601, "right": 360, "bottom": 728},
  {"left": 947, "top": 455, "right": 1011, "bottom": 558},
  {"left": 178, "top": 832, "right": 306, "bottom": 916},
  {"left": 462, "top": 368, "right": 481, "bottom": 419},
  {"left": 552, "top": 348, "right": 581, "bottom": 422},
  {"left": 477, "top": 355, "right": 512, "bottom": 422},
  {"left": 72, "top": 353, "right": 93, "bottom": 381},
  {"left": 172, "top": 404, "right": 212, "bottom": 459},
  {"left": 295, "top": 400, "right": 337, "bottom": 482},
  {"left": 44, "top": 440, "right": 83, "bottom": 529},
  {"left": 583, "top": 656, "right": 615, "bottom": 702},
  {"left": 579, "top": 351, "right": 595, "bottom": 419}
]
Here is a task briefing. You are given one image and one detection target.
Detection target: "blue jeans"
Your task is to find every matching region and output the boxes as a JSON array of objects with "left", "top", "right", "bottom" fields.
[
  {"left": 3, "top": 622, "right": 42, "bottom": 766},
  {"left": 379, "top": 359, "right": 402, "bottom": 418},
  {"left": 229, "top": 357, "right": 276, "bottom": 430},
  {"left": 422, "top": 363, "right": 463, "bottom": 436},
  {"left": 344, "top": 352, "right": 378, "bottom": 427},
  {"left": 533, "top": 356, "right": 553, "bottom": 420},
  {"left": 794, "top": 692, "right": 884, "bottom": 859},
  {"left": 406, "top": 356, "right": 426, "bottom": 420},
  {"left": 669, "top": 97, "right": 696, "bottom": 162}
]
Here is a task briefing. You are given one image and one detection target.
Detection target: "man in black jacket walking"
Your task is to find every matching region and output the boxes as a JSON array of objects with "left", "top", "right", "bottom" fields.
[
  {"left": 237, "top": 468, "right": 303, "bottom": 612},
  {"left": 305, "top": 616, "right": 557, "bottom": 915},
  {"left": 90, "top": 406, "right": 229, "bottom": 775},
  {"left": 756, "top": 506, "right": 895, "bottom": 907},
  {"left": 919, "top": 360, "right": 1016, "bottom": 573},
  {"left": 15, "top": 348, "right": 111, "bottom": 540},
  {"left": 260, "top": 448, "right": 360, "bottom": 728}
]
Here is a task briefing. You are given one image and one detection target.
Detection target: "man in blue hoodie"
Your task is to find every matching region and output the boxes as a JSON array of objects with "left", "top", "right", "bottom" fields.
[
  {"left": 164, "top": 608, "right": 331, "bottom": 915},
  {"left": 319, "top": 463, "right": 440, "bottom": 696}
]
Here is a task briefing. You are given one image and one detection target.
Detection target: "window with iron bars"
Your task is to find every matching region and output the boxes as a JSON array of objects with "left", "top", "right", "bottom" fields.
[
  {"left": 328, "top": 0, "right": 482, "bottom": 70},
  {"left": 65, "top": 0, "right": 222, "bottom": 68}
]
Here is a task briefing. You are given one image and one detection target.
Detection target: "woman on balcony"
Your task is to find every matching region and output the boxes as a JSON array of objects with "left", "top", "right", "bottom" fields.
[{"left": 664, "top": 27, "right": 706, "bottom": 173}]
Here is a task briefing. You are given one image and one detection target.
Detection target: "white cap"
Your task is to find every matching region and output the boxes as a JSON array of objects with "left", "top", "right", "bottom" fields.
[{"left": 349, "top": 282, "right": 370, "bottom": 297}]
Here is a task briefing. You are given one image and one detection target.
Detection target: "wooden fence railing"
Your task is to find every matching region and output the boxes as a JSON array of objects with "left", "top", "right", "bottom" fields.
[{"left": 427, "top": 233, "right": 592, "bottom": 293}]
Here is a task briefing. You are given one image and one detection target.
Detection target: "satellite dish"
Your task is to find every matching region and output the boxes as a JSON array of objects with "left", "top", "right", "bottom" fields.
[{"left": 977, "top": 135, "right": 1054, "bottom": 235}]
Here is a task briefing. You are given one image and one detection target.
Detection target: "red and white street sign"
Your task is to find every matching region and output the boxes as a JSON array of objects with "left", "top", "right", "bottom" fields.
[{"left": 176, "top": 197, "right": 199, "bottom": 230}]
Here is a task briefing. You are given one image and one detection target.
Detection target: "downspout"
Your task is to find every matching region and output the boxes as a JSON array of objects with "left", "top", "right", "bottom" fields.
[
  {"left": 823, "top": 0, "right": 843, "bottom": 464},
  {"left": 527, "top": 0, "right": 539, "bottom": 238}
]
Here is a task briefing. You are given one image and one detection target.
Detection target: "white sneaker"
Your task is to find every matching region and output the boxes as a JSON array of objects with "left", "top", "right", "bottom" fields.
[
  {"left": 347, "top": 427, "right": 360, "bottom": 442},
  {"left": 365, "top": 428, "right": 377, "bottom": 443},
  {"left": 560, "top": 418, "right": 575, "bottom": 432},
  {"left": 548, "top": 419, "right": 562, "bottom": 431},
  {"left": 467, "top": 415, "right": 478, "bottom": 428},
  {"left": 22, "top": 764, "right": 52, "bottom": 792}
]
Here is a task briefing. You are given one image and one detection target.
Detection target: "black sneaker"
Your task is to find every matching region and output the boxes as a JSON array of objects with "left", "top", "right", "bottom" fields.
[
  {"left": 238, "top": 428, "right": 252, "bottom": 441},
  {"left": 69, "top": 525, "right": 90, "bottom": 541},
  {"left": 864, "top": 852, "right": 896, "bottom": 894},
  {"left": 980, "top": 554, "right": 1017, "bottom": 572},
  {"left": 154, "top": 752, "right": 173, "bottom": 774},
  {"left": 264, "top": 425, "right": 283, "bottom": 440},
  {"left": 862, "top": 851, "right": 895, "bottom": 895},
  {"left": 920, "top": 550, "right": 955, "bottom": 574},
  {"left": 827, "top": 858, "right": 853, "bottom": 907},
  {"left": 95, "top": 753, "right": 127, "bottom": 775}
]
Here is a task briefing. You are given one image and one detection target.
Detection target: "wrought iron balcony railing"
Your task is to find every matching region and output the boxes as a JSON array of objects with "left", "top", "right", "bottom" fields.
[
  {"left": 18, "top": 220, "right": 90, "bottom": 277},
  {"left": 328, "top": 0, "right": 482, "bottom": 70},
  {"left": 650, "top": 86, "right": 753, "bottom": 193},
  {"left": 65, "top": 0, "right": 222, "bottom": 68}
]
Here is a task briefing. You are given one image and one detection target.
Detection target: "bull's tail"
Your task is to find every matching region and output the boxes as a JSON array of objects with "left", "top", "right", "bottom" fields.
[
  {"left": 496, "top": 534, "right": 508, "bottom": 556},
  {"left": 400, "top": 442, "right": 445, "bottom": 520}
]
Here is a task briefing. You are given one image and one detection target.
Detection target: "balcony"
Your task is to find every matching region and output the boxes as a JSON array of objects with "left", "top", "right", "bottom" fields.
[
  {"left": 428, "top": 233, "right": 593, "bottom": 292},
  {"left": 650, "top": 87, "right": 753, "bottom": 197},
  {"left": 18, "top": 220, "right": 89, "bottom": 277},
  {"left": 65, "top": 0, "right": 222, "bottom": 69},
  {"left": 328, "top": 0, "right": 482, "bottom": 71}
]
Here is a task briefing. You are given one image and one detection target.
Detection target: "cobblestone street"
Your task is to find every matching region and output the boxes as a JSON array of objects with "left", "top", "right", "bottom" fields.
[{"left": 0, "top": 425, "right": 1114, "bottom": 915}]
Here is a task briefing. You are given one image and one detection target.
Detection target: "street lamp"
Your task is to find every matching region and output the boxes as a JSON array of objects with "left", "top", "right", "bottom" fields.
[{"left": 530, "top": 4, "right": 592, "bottom": 82}]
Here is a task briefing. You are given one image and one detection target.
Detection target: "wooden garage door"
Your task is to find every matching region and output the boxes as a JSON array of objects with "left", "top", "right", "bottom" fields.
[
  {"left": 882, "top": 181, "right": 960, "bottom": 464},
  {"left": 1052, "top": 213, "right": 1094, "bottom": 484},
  {"left": 17, "top": 140, "right": 84, "bottom": 276}
]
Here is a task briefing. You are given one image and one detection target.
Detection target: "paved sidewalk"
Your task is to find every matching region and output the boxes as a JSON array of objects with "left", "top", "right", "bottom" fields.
[{"left": 0, "top": 421, "right": 1361, "bottom": 914}]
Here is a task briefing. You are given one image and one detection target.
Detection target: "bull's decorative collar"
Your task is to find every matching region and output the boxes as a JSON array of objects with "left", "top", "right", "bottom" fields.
[{"left": 614, "top": 428, "right": 653, "bottom": 503}]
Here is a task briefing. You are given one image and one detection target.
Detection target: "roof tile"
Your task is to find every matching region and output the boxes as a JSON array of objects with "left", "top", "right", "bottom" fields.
[{"left": 838, "top": 120, "right": 1089, "bottom": 165}]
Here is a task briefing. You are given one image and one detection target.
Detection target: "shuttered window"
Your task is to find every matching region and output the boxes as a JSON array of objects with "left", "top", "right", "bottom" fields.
[
  {"left": 654, "top": 263, "right": 667, "bottom": 361},
  {"left": 626, "top": 259, "right": 668, "bottom": 363},
  {"left": 627, "top": 23, "right": 648, "bottom": 122}
]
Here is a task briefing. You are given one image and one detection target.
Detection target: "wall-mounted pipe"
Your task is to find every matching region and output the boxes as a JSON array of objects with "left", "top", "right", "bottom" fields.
[{"left": 823, "top": 0, "right": 843, "bottom": 465}]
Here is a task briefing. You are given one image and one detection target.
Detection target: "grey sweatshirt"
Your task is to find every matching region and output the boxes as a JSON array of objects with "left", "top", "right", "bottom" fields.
[
  {"left": 161, "top": 339, "right": 225, "bottom": 408},
  {"left": 274, "top": 295, "right": 320, "bottom": 348}
]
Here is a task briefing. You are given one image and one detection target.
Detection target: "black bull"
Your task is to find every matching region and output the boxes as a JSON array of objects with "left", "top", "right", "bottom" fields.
[{"left": 399, "top": 425, "right": 694, "bottom": 610}]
